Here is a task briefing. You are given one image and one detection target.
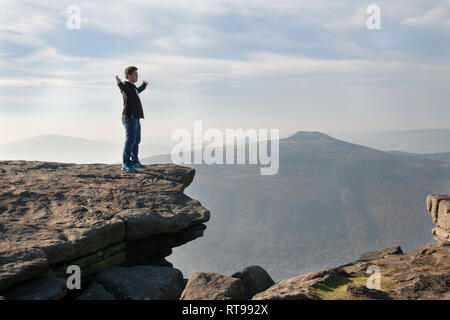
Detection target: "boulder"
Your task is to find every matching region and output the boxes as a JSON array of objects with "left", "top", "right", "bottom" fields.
[
  {"left": 76, "top": 283, "right": 115, "bottom": 300},
  {"left": 93, "top": 265, "right": 184, "bottom": 300},
  {"left": 231, "top": 265, "right": 275, "bottom": 299},
  {"left": 180, "top": 272, "right": 246, "bottom": 300},
  {"left": 3, "top": 277, "right": 66, "bottom": 300}
]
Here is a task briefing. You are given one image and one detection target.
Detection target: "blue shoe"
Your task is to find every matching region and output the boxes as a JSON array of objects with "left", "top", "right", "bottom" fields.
[
  {"left": 130, "top": 160, "right": 145, "bottom": 168},
  {"left": 121, "top": 163, "right": 137, "bottom": 172}
]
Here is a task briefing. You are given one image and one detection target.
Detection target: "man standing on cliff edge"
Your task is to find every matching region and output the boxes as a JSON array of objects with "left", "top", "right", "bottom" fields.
[{"left": 115, "top": 66, "right": 148, "bottom": 173}]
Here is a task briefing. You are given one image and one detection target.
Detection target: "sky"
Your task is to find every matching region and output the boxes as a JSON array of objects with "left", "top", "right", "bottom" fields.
[{"left": 1, "top": 0, "right": 450, "bottom": 144}]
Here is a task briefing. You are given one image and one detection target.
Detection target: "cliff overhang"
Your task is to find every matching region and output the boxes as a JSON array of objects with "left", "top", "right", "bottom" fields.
[{"left": 0, "top": 160, "right": 210, "bottom": 294}]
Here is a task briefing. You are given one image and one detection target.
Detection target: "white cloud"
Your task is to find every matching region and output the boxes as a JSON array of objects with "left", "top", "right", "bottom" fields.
[
  {"left": 0, "top": 47, "right": 372, "bottom": 88},
  {"left": 323, "top": 7, "right": 367, "bottom": 30},
  {"left": 152, "top": 25, "right": 221, "bottom": 50},
  {"left": 0, "top": 4, "right": 61, "bottom": 47},
  {"left": 402, "top": 4, "right": 448, "bottom": 27},
  {"left": 3, "top": 45, "right": 450, "bottom": 93},
  {"left": 153, "top": 38, "right": 178, "bottom": 50},
  {"left": 80, "top": 2, "right": 149, "bottom": 35}
]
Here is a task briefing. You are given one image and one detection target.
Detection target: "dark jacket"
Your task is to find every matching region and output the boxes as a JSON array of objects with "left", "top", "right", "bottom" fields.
[{"left": 117, "top": 80, "right": 148, "bottom": 119}]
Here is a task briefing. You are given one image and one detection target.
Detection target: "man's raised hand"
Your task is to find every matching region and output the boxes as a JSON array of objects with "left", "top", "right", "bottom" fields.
[
  {"left": 115, "top": 75, "right": 122, "bottom": 84},
  {"left": 143, "top": 80, "right": 148, "bottom": 85}
]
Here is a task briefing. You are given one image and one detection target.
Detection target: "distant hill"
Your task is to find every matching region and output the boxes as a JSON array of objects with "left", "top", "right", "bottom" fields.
[
  {"left": 388, "top": 150, "right": 450, "bottom": 164},
  {"left": 328, "top": 129, "right": 450, "bottom": 153},
  {"left": 142, "top": 131, "right": 450, "bottom": 282},
  {"left": 0, "top": 134, "right": 172, "bottom": 163}
]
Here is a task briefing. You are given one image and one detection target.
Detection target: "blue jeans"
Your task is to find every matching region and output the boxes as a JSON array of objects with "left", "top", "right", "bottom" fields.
[{"left": 122, "top": 118, "right": 141, "bottom": 165}]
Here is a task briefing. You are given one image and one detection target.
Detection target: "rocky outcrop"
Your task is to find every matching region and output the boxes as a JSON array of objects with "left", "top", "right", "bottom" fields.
[
  {"left": 251, "top": 241, "right": 449, "bottom": 300},
  {"left": 252, "top": 267, "right": 346, "bottom": 300},
  {"left": 1, "top": 167, "right": 448, "bottom": 301},
  {"left": 249, "top": 195, "right": 450, "bottom": 300},
  {"left": 426, "top": 195, "right": 450, "bottom": 241},
  {"left": 359, "top": 246, "right": 403, "bottom": 260},
  {"left": 0, "top": 160, "right": 210, "bottom": 299}
]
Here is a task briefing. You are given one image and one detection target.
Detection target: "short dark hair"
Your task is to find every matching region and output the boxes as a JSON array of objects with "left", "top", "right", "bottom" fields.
[{"left": 124, "top": 66, "right": 138, "bottom": 79}]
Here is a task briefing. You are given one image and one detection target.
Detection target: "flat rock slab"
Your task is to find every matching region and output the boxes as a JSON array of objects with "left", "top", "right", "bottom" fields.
[
  {"left": 0, "top": 160, "right": 210, "bottom": 292},
  {"left": 180, "top": 272, "right": 246, "bottom": 300},
  {"left": 93, "top": 265, "right": 185, "bottom": 300}
]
